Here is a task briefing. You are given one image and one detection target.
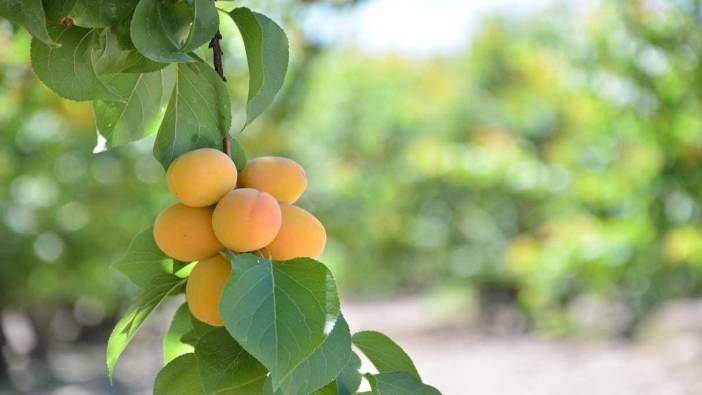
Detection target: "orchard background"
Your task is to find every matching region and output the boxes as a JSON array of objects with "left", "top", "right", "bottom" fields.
[{"left": 2, "top": 0, "right": 702, "bottom": 394}]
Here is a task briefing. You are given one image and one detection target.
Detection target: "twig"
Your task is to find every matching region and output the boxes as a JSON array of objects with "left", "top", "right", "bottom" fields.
[
  {"left": 208, "top": 30, "right": 226, "bottom": 82},
  {"left": 209, "top": 29, "right": 231, "bottom": 155}
]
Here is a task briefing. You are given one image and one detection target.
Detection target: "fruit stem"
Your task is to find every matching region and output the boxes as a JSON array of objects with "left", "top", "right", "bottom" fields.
[{"left": 209, "top": 28, "right": 231, "bottom": 155}]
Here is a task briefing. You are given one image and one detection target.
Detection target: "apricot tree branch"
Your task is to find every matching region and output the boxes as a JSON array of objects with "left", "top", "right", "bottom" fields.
[{"left": 209, "top": 29, "right": 231, "bottom": 155}]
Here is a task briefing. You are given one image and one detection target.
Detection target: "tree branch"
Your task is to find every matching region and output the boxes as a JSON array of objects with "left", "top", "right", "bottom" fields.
[{"left": 209, "top": 29, "right": 231, "bottom": 155}]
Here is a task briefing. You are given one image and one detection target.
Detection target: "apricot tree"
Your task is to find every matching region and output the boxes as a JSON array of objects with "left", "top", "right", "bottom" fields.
[{"left": 0, "top": 1, "right": 441, "bottom": 394}]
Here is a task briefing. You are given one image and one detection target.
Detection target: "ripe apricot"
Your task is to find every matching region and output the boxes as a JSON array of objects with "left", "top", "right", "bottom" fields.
[
  {"left": 239, "top": 157, "right": 307, "bottom": 204},
  {"left": 153, "top": 203, "right": 222, "bottom": 262},
  {"left": 212, "top": 188, "right": 282, "bottom": 252},
  {"left": 186, "top": 254, "right": 231, "bottom": 326},
  {"left": 166, "top": 148, "right": 237, "bottom": 207},
  {"left": 264, "top": 204, "right": 326, "bottom": 261}
]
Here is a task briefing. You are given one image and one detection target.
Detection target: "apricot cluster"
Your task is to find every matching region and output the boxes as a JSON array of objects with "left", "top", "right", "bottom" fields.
[{"left": 153, "top": 148, "right": 326, "bottom": 326}]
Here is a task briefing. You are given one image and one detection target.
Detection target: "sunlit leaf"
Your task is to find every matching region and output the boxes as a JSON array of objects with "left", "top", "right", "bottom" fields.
[
  {"left": 107, "top": 274, "right": 186, "bottom": 378},
  {"left": 163, "top": 303, "right": 194, "bottom": 365}
]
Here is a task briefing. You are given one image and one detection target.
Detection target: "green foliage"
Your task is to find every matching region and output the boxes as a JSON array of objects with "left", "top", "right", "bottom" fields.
[
  {"left": 112, "top": 225, "right": 191, "bottom": 287},
  {"left": 365, "top": 373, "right": 441, "bottom": 395},
  {"left": 194, "top": 328, "right": 267, "bottom": 394},
  {"left": 154, "top": 354, "right": 205, "bottom": 395},
  {"left": 230, "top": 7, "right": 289, "bottom": 129},
  {"left": 111, "top": 226, "right": 170, "bottom": 288},
  {"left": 352, "top": 331, "right": 419, "bottom": 380},
  {"left": 107, "top": 274, "right": 185, "bottom": 378},
  {"left": 275, "top": 314, "right": 352, "bottom": 395},
  {"left": 1, "top": 1, "right": 440, "bottom": 393},
  {"left": 93, "top": 27, "right": 167, "bottom": 74},
  {"left": 163, "top": 303, "right": 195, "bottom": 364},
  {"left": 153, "top": 61, "right": 232, "bottom": 168},
  {"left": 130, "top": 0, "right": 217, "bottom": 63},
  {"left": 94, "top": 66, "right": 176, "bottom": 149},
  {"left": 30, "top": 26, "right": 122, "bottom": 101},
  {"left": 219, "top": 254, "right": 340, "bottom": 390},
  {"left": 0, "top": 0, "right": 52, "bottom": 44},
  {"left": 230, "top": 137, "right": 248, "bottom": 172},
  {"left": 65, "top": 0, "right": 139, "bottom": 28},
  {"left": 336, "top": 353, "right": 363, "bottom": 395}
]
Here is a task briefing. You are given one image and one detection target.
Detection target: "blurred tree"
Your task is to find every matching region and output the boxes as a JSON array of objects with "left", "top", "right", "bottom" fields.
[{"left": 2, "top": 0, "right": 702, "bottom": 350}]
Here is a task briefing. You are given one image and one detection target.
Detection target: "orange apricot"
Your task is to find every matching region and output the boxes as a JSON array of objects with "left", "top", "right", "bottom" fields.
[
  {"left": 166, "top": 148, "right": 237, "bottom": 207},
  {"left": 153, "top": 203, "right": 222, "bottom": 261},
  {"left": 239, "top": 156, "right": 307, "bottom": 204},
  {"left": 264, "top": 204, "right": 326, "bottom": 261},
  {"left": 186, "top": 254, "right": 231, "bottom": 326},
  {"left": 212, "top": 188, "right": 282, "bottom": 252}
]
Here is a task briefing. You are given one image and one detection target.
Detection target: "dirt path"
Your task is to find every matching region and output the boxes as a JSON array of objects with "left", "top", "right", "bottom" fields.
[{"left": 342, "top": 298, "right": 702, "bottom": 395}]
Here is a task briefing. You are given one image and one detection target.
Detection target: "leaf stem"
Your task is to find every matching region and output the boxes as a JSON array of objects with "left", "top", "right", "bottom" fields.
[{"left": 209, "top": 29, "right": 231, "bottom": 155}]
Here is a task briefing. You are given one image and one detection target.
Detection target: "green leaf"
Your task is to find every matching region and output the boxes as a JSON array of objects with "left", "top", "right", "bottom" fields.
[
  {"left": 94, "top": 66, "right": 176, "bottom": 149},
  {"left": 219, "top": 254, "right": 340, "bottom": 390},
  {"left": 163, "top": 303, "right": 195, "bottom": 365},
  {"left": 312, "top": 384, "right": 338, "bottom": 395},
  {"left": 93, "top": 27, "right": 167, "bottom": 74},
  {"left": 172, "top": 260, "right": 193, "bottom": 275},
  {"left": 231, "top": 378, "right": 269, "bottom": 395},
  {"left": 111, "top": 227, "right": 171, "bottom": 288},
  {"left": 180, "top": 330, "right": 199, "bottom": 346},
  {"left": 181, "top": 314, "right": 218, "bottom": 346},
  {"left": 277, "top": 314, "right": 352, "bottom": 395},
  {"left": 336, "top": 352, "right": 362, "bottom": 395},
  {"left": 194, "top": 328, "right": 268, "bottom": 394},
  {"left": 180, "top": 0, "right": 219, "bottom": 53},
  {"left": 131, "top": 0, "right": 218, "bottom": 63},
  {"left": 156, "top": 353, "right": 266, "bottom": 395},
  {"left": 352, "top": 331, "right": 420, "bottom": 380},
  {"left": 229, "top": 7, "right": 289, "bottom": 129},
  {"left": 42, "top": 0, "right": 77, "bottom": 25},
  {"left": 191, "top": 315, "right": 217, "bottom": 338},
  {"left": 154, "top": 354, "right": 205, "bottom": 395},
  {"left": 365, "top": 373, "right": 441, "bottom": 395},
  {"left": 30, "top": 26, "right": 122, "bottom": 101},
  {"left": 153, "top": 61, "right": 231, "bottom": 168},
  {"left": 0, "top": 0, "right": 53, "bottom": 45},
  {"left": 107, "top": 274, "right": 186, "bottom": 378},
  {"left": 230, "top": 137, "right": 248, "bottom": 173},
  {"left": 67, "top": 0, "right": 139, "bottom": 28}
]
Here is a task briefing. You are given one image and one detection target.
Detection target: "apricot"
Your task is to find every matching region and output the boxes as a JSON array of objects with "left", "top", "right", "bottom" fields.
[
  {"left": 239, "top": 156, "right": 307, "bottom": 204},
  {"left": 186, "top": 254, "right": 231, "bottom": 326},
  {"left": 153, "top": 203, "right": 222, "bottom": 262},
  {"left": 166, "top": 148, "right": 237, "bottom": 207},
  {"left": 264, "top": 204, "right": 326, "bottom": 261},
  {"left": 212, "top": 188, "right": 282, "bottom": 252}
]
